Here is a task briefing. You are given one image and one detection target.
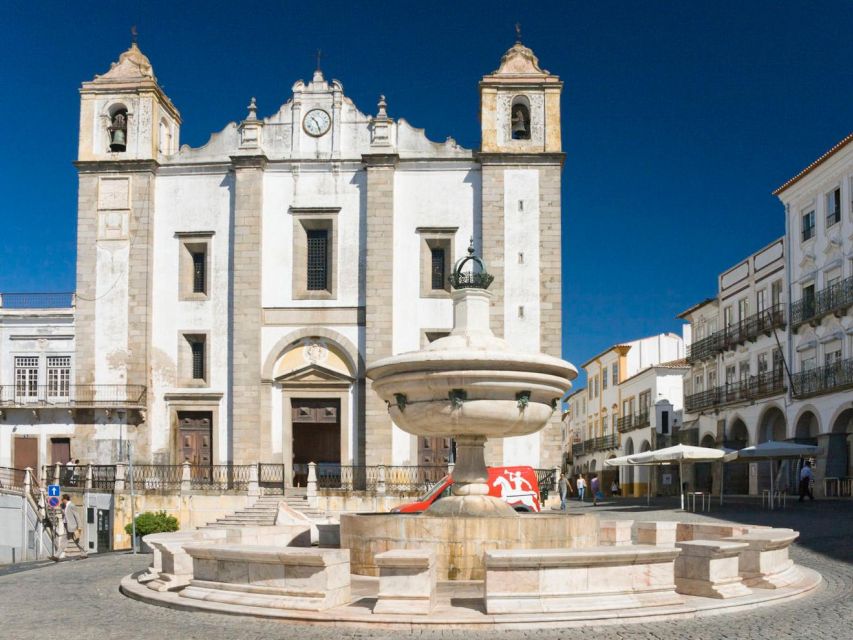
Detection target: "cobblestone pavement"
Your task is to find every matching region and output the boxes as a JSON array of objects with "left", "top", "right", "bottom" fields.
[{"left": 1, "top": 498, "right": 850, "bottom": 640}]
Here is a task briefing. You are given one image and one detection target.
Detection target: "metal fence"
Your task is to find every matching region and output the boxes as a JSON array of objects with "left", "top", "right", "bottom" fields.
[
  {"left": 317, "top": 465, "right": 447, "bottom": 493},
  {"left": 258, "top": 463, "right": 286, "bottom": 494},
  {"left": 0, "top": 292, "right": 74, "bottom": 308},
  {"left": 792, "top": 358, "right": 853, "bottom": 399},
  {"left": 190, "top": 464, "right": 252, "bottom": 492},
  {"left": 130, "top": 465, "right": 182, "bottom": 491},
  {"left": 0, "top": 384, "right": 146, "bottom": 408},
  {"left": 0, "top": 466, "right": 25, "bottom": 492}
]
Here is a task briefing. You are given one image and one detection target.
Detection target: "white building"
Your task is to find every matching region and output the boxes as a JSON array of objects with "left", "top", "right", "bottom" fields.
[
  {"left": 564, "top": 333, "right": 686, "bottom": 494},
  {"left": 17, "top": 37, "right": 570, "bottom": 481}
]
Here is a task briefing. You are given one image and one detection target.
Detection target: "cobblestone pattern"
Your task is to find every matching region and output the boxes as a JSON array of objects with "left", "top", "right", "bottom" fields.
[{"left": 1, "top": 500, "right": 850, "bottom": 639}]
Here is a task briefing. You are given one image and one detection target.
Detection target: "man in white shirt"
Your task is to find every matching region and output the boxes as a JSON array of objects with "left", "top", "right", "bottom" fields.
[
  {"left": 576, "top": 475, "right": 587, "bottom": 502},
  {"left": 798, "top": 461, "right": 814, "bottom": 502}
]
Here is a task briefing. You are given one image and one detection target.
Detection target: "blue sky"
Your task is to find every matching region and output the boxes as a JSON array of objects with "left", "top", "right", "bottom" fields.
[{"left": 1, "top": 1, "right": 851, "bottom": 379}]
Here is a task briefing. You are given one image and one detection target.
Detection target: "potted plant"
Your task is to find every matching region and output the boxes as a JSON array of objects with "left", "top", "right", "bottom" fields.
[{"left": 125, "top": 510, "right": 179, "bottom": 551}]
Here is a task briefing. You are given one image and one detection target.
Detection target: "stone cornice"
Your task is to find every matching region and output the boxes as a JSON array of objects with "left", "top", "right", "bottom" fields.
[
  {"left": 229, "top": 154, "right": 268, "bottom": 170},
  {"left": 361, "top": 153, "right": 400, "bottom": 168},
  {"left": 475, "top": 152, "right": 565, "bottom": 166},
  {"left": 74, "top": 159, "right": 159, "bottom": 173}
]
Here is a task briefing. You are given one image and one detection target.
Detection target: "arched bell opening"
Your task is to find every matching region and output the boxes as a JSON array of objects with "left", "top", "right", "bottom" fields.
[{"left": 510, "top": 96, "right": 531, "bottom": 140}]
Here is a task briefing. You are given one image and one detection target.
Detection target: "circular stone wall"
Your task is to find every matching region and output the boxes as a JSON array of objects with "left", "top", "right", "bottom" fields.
[{"left": 340, "top": 512, "right": 600, "bottom": 580}]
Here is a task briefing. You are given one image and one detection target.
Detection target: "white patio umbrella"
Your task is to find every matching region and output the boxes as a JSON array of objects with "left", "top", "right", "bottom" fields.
[
  {"left": 606, "top": 444, "right": 727, "bottom": 510},
  {"left": 735, "top": 440, "right": 821, "bottom": 510}
]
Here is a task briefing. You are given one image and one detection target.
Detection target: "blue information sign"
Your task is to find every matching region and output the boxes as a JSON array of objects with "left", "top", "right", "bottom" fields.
[{"left": 47, "top": 484, "right": 60, "bottom": 497}]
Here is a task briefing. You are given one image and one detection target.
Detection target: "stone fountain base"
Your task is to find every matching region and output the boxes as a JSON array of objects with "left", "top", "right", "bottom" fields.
[{"left": 340, "top": 512, "right": 600, "bottom": 580}]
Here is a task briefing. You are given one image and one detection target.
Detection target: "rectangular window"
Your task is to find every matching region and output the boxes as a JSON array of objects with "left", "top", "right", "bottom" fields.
[
  {"left": 694, "top": 375, "right": 704, "bottom": 393},
  {"left": 639, "top": 390, "right": 651, "bottom": 412},
  {"left": 723, "top": 306, "right": 733, "bottom": 328},
  {"left": 602, "top": 370, "right": 608, "bottom": 390},
  {"left": 191, "top": 249, "right": 206, "bottom": 294},
  {"left": 802, "top": 209, "right": 815, "bottom": 241},
  {"left": 430, "top": 247, "right": 446, "bottom": 290},
  {"left": 756, "top": 289, "right": 766, "bottom": 314},
  {"left": 826, "top": 188, "right": 841, "bottom": 227},
  {"left": 708, "top": 369, "right": 717, "bottom": 388},
  {"left": 47, "top": 356, "right": 71, "bottom": 398},
  {"left": 612, "top": 363, "right": 618, "bottom": 386},
  {"left": 588, "top": 385, "right": 592, "bottom": 400},
  {"left": 757, "top": 352, "right": 768, "bottom": 375},
  {"left": 14, "top": 356, "right": 39, "bottom": 399},
  {"left": 825, "top": 346, "right": 842, "bottom": 366},
  {"left": 802, "top": 283, "right": 815, "bottom": 316},
  {"left": 306, "top": 229, "right": 329, "bottom": 291},
  {"left": 739, "top": 362, "right": 750, "bottom": 382},
  {"left": 801, "top": 354, "right": 816, "bottom": 372},
  {"left": 725, "top": 365, "right": 736, "bottom": 385},
  {"left": 594, "top": 375, "right": 599, "bottom": 398},
  {"left": 738, "top": 297, "right": 749, "bottom": 323},
  {"left": 771, "top": 280, "right": 782, "bottom": 307},
  {"left": 191, "top": 339, "right": 205, "bottom": 380},
  {"left": 772, "top": 348, "right": 783, "bottom": 375}
]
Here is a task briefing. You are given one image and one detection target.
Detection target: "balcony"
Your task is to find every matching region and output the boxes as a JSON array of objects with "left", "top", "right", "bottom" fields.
[
  {"left": 792, "top": 358, "right": 853, "bottom": 399},
  {"left": 687, "top": 305, "right": 786, "bottom": 363},
  {"left": 571, "top": 441, "right": 586, "bottom": 457},
  {"left": 0, "top": 385, "right": 147, "bottom": 409},
  {"left": 593, "top": 433, "right": 620, "bottom": 451},
  {"left": 684, "top": 370, "right": 786, "bottom": 413},
  {"left": 792, "top": 276, "right": 853, "bottom": 328},
  {"left": 616, "top": 410, "right": 650, "bottom": 432}
]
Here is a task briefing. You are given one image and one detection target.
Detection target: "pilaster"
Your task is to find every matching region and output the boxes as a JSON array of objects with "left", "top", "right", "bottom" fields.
[
  {"left": 229, "top": 154, "right": 266, "bottom": 464},
  {"left": 363, "top": 153, "right": 398, "bottom": 465}
]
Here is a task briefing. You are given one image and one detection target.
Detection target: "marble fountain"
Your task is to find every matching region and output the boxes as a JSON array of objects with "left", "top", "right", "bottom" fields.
[{"left": 121, "top": 246, "right": 821, "bottom": 628}]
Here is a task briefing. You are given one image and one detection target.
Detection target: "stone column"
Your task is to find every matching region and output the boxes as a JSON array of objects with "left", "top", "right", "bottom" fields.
[
  {"left": 180, "top": 461, "right": 192, "bottom": 495},
  {"left": 114, "top": 463, "right": 126, "bottom": 491},
  {"left": 307, "top": 462, "right": 317, "bottom": 499},
  {"left": 229, "top": 154, "right": 266, "bottom": 464},
  {"left": 362, "top": 154, "right": 397, "bottom": 466}
]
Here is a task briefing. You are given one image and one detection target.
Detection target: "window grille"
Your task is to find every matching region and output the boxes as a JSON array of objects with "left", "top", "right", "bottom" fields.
[
  {"left": 306, "top": 229, "right": 328, "bottom": 291},
  {"left": 15, "top": 356, "right": 39, "bottom": 398},
  {"left": 47, "top": 356, "right": 71, "bottom": 398},
  {"left": 430, "top": 247, "right": 446, "bottom": 290},
  {"left": 191, "top": 340, "right": 205, "bottom": 380},
  {"left": 192, "top": 250, "right": 206, "bottom": 293}
]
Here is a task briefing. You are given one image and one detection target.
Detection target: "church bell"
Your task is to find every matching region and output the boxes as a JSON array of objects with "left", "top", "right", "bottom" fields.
[{"left": 110, "top": 128, "right": 126, "bottom": 152}]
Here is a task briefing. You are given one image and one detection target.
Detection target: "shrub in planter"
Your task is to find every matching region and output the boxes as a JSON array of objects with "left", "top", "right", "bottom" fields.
[{"left": 125, "top": 510, "right": 179, "bottom": 537}]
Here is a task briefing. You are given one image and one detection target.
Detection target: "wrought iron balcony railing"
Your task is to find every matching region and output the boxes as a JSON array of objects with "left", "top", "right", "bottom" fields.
[
  {"left": 684, "top": 370, "right": 786, "bottom": 413},
  {"left": 0, "top": 384, "right": 146, "bottom": 409},
  {"left": 792, "top": 276, "right": 853, "bottom": 328},
  {"left": 792, "top": 358, "right": 853, "bottom": 399},
  {"left": 593, "top": 433, "right": 620, "bottom": 451},
  {"left": 616, "top": 411, "right": 650, "bottom": 432},
  {"left": 687, "top": 305, "right": 786, "bottom": 363}
]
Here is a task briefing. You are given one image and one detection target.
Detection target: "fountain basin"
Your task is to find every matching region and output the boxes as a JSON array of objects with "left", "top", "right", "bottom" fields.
[{"left": 340, "top": 512, "right": 599, "bottom": 580}]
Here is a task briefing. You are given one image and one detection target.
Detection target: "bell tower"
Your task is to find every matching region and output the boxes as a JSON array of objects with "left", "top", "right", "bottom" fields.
[
  {"left": 74, "top": 39, "right": 180, "bottom": 462},
  {"left": 478, "top": 39, "right": 564, "bottom": 470}
]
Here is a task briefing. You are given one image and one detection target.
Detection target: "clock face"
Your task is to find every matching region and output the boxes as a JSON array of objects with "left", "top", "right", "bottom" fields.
[{"left": 303, "top": 109, "right": 331, "bottom": 137}]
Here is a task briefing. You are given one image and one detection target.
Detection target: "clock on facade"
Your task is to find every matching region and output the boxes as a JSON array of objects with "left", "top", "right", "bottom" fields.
[{"left": 303, "top": 109, "right": 331, "bottom": 137}]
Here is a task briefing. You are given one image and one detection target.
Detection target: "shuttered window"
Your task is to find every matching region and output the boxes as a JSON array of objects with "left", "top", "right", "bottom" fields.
[
  {"left": 192, "top": 250, "right": 206, "bottom": 293},
  {"left": 191, "top": 340, "right": 205, "bottom": 380},
  {"left": 430, "top": 247, "right": 446, "bottom": 290}
]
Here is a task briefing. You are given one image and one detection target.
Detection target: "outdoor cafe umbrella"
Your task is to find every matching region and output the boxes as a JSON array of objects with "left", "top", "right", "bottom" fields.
[
  {"left": 605, "top": 444, "right": 727, "bottom": 510},
  {"left": 735, "top": 440, "right": 821, "bottom": 510}
]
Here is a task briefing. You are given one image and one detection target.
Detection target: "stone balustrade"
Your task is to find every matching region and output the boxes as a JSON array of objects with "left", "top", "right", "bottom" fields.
[
  {"left": 483, "top": 546, "right": 683, "bottom": 614},
  {"left": 374, "top": 549, "right": 437, "bottom": 614},
  {"left": 674, "top": 540, "right": 751, "bottom": 598},
  {"left": 180, "top": 545, "right": 351, "bottom": 611},
  {"left": 724, "top": 529, "right": 800, "bottom": 588}
]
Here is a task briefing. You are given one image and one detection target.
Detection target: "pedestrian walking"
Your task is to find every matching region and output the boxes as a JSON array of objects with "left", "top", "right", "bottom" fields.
[
  {"left": 558, "top": 472, "right": 571, "bottom": 511},
  {"left": 55, "top": 494, "right": 87, "bottom": 560},
  {"left": 610, "top": 479, "right": 620, "bottom": 496},
  {"left": 576, "top": 475, "right": 586, "bottom": 502},
  {"left": 591, "top": 474, "right": 600, "bottom": 506},
  {"left": 798, "top": 460, "right": 815, "bottom": 502}
]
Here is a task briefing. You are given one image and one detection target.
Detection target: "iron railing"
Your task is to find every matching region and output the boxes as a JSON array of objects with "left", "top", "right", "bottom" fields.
[
  {"left": 0, "top": 466, "right": 25, "bottom": 492},
  {"left": 0, "top": 384, "right": 146, "bottom": 408},
  {"left": 130, "top": 465, "right": 182, "bottom": 491},
  {"left": 258, "top": 463, "right": 286, "bottom": 494},
  {"left": 317, "top": 465, "right": 447, "bottom": 493},
  {"left": 0, "top": 292, "right": 74, "bottom": 309},
  {"left": 191, "top": 464, "right": 252, "bottom": 492},
  {"left": 91, "top": 465, "right": 117, "bottom": 490},
  {"left": 616, "top": 411, "right": 650, "bottom": 433},
  {"left": 792, "top": 276, "right": 853, "bottom": 328},
  {"left": 593, "top": 433, "right": 619, "bottom": 451},
  {"left": 685, "top": 370, "right": 786, "bottom": 412},
  {"left": 792, "top": 358, "right": 853, "bottom": 399},
  {"left": 687, "top": 305, "right": 786, "bottom": 363}
]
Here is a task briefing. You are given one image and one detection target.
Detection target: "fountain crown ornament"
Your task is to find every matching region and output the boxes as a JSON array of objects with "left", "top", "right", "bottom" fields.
[{"left": 449, "top": 237, "right": 494, "bottom": 290}]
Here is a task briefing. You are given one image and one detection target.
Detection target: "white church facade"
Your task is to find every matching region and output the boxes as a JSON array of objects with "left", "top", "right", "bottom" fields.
[{"left": 54, "top": 39, "right": 566, "bottom": 480}]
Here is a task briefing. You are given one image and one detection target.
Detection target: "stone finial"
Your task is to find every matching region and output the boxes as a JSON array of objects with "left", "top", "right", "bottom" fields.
[
  {"left": 515, "top": 22, "right": 522, "bottom": 43},
  {"left": 377, "top": 95, "right": 388, "bottom": 118},
  {"left": 246, "top": 97, "right": 258, "bottom": 121}
]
